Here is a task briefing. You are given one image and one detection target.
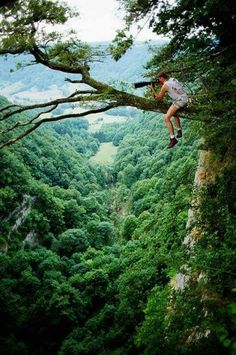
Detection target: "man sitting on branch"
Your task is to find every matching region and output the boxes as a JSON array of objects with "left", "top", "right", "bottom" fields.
[{"left": 149, "top": 72, "right": 188, "bottom": 149}]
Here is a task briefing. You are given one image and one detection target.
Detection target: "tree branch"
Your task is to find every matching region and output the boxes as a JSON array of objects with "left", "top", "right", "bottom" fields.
[
  {"left": 65, "top": 78, "right": 84, "bottom": 84},
  {"left": 30, "top": 45, "right": 86, "bottom": 75},
  {"left": 0, "top": 103, "right": 119, "bottom": 149},
  {"left": 0, "top": 93, "right": 104, "bottom": 121},
  {"left": 0, "top": 105, "right": 58, "bottom": 135},
  {"left": 0, "top": 103, "right": 22, "bottom": 113}
]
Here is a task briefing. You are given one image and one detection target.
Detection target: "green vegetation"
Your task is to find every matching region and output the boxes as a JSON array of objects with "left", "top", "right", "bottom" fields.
[
  {"left": 1, "top": 91, "right": 236, "bottom": 354},
  {"left": 0, "top": 96, "right": 199, "bottom": 353},
  {"left": 90, "top": 142, "right": 118, "bottom": 165}
]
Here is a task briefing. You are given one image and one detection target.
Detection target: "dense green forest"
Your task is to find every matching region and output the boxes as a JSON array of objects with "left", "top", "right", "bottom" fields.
[
  {"left": 0, "top": 92, "right": 200, "bottom": 354},
  {"left": 1, "top": 92, "right": 235, "bottom": 354},
  {"left": 1, "top": 0, "right": 236, "bottom": 354}
]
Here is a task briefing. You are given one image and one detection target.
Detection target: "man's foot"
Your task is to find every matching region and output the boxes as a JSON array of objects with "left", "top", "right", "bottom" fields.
[
  {"left": 176, "top": 129, "right": 182, "bottom": 138},
  {"left": 167, "top": 137, "right": 178, "bottom": 149}
]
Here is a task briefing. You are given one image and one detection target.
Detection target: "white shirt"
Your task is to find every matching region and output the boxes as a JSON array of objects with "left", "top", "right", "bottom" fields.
[{"left": 164, "top": 78, "right": 188, "bottom": 101}]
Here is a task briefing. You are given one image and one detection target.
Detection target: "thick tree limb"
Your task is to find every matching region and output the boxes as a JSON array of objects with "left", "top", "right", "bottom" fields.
[
  {"left": 0, "top": 42, "right": 200, "bottom": 150},
  {"left": 28, "top": 46, "right": 199, "bottom": 116},
  {"left": 30, "top": 45, "right": 85, "bottom": 75}
]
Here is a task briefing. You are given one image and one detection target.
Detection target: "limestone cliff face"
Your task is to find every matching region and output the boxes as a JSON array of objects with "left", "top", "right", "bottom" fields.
[
  {"left": 183, "top": 141, "right": 231, "bottom": 252},
  {"left": 184, "top": 148, "right": 214, "bottom": 250},
  {"left": 170, "top": 142, "right": 234, "bottom": 346},
  {"left": 1, "top": 194, "right": 36, "bottom": 252},
  {"left": 172, "top": 147, "right": 214, "bottom": 291},
  {"left": 9, "top": 194, "right": 34, "bottom": 234}
]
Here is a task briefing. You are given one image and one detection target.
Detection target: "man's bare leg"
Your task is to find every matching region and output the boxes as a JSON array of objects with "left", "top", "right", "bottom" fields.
[
  {"left": 164, "top": 105, "right": 179, "bottom": 136},
  {"left": 164, "top": 105, "right": 180, "bottom": 148},
  {"left": 174, "top": 115, "right": 181, "bottom": 129},
  {"left": 174, "top": 115, "right": 182, "bottom": 138}
]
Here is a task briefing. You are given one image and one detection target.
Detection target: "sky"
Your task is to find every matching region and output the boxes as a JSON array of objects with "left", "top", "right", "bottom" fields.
[{"left": 63, "top": 0, "right": 158, "bottom": 42}]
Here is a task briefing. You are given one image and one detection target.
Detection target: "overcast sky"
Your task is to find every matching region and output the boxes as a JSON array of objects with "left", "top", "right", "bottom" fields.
[{"left": 63, "top": 0, "right": 157, "bottom": 42}]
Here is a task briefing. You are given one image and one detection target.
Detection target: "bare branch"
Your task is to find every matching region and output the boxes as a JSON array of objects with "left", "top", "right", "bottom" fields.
[
  {"left": 0, "top": 103, "right": 22, "bottom": 113},
  {"left": 68, "top": 90, "right": 98, "bottom": 96},
  {"left": 0, "top": 93, "right": 104, "bottom": 121},
  {"left": 0, "top": 105, "right": 58, "bottom": 135},
  {"left": 65, "top": 78, "right": 84, "bottom": 84},
  {"left": 0, "top": 103, "right": 119, "bottom": 149}
]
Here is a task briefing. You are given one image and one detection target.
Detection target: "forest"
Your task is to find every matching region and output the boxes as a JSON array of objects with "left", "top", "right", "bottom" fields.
[{"left": 0, "top": 0, "right": 236, "bottom": 354}]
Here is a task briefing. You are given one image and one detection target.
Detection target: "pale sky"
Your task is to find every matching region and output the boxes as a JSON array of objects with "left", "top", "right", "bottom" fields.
[{"left": 63, "top": 0, "right": 158, "bottom": 42}]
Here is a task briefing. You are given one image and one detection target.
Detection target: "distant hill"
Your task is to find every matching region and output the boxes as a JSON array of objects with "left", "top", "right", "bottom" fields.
[{"left": 90, "top": 40, "right": 167, "bottom": 82}]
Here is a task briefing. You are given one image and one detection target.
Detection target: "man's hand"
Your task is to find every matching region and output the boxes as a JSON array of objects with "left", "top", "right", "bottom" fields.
[
  {"left": 148, "top": 83, "right": 155, "bottom": 93},
  {"left": 149, "top": 84, "right": 159, "bottom": 100},
  {"left": 154, "top": 83, "right": 167, "bottom": 101}
]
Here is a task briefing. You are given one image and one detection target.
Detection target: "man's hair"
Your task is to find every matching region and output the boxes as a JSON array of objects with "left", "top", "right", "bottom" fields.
[{"left": 157, "top": 72, "right": 169, "bottom": 79}]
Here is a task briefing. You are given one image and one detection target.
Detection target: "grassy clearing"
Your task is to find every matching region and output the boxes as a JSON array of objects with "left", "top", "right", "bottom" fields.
[{"left": 90, "top": 142, "right": 118, "bottom": 165}]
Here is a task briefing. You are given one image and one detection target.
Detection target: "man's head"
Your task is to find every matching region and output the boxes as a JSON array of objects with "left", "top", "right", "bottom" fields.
[{"left": 157, "top": 72, "right": 169, "bottom": 84}]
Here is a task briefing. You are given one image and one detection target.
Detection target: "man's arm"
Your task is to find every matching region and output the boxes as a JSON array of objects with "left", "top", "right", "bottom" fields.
[{"left": 149, "top": 83, "right": 168, "bottom": 101}]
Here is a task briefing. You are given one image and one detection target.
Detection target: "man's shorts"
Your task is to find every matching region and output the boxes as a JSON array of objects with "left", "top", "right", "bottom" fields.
[{"left": 173, "top": 97, "right": 188, "bottom": 109}]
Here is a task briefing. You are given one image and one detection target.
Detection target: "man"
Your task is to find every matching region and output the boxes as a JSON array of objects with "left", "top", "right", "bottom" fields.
[{"left": 149, "top": 72, "right": 188, "bottom": 149}]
